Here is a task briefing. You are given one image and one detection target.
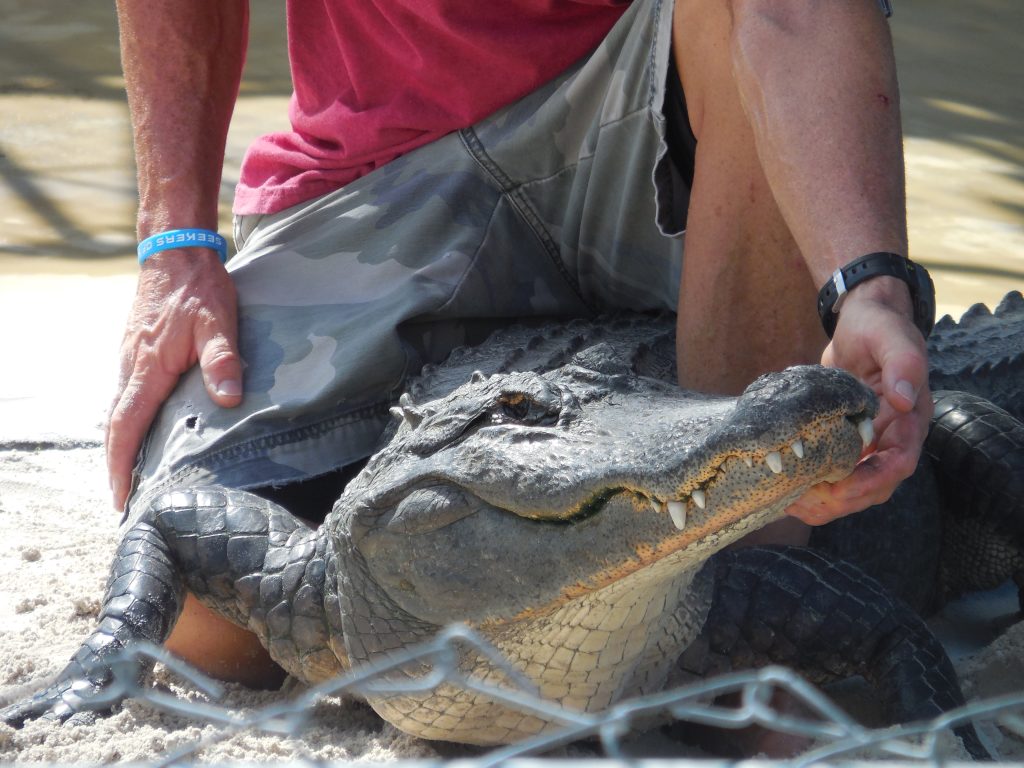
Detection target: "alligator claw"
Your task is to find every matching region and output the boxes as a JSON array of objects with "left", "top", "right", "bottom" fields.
[
  {"left": 1, "top": 672, "right": 116, "bottom": 729},
  {"left": 1, "top": 690, "right": 65, "bottom": 729},
  {"left": 1, "top": 697, "right": 48, "bottom": 729},
  {"left": 65, "top": 710, "right": 100, "bottom": 728}
]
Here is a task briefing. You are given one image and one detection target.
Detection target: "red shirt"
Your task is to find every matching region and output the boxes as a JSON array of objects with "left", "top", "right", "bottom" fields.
[{"left": 234, "top": 0, "right": 630, "bottom": 215}]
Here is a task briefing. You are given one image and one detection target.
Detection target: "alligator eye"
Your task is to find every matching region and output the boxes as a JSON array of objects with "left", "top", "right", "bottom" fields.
[{"left": 494, "top": 390, "right": 560, "bottom": 426}]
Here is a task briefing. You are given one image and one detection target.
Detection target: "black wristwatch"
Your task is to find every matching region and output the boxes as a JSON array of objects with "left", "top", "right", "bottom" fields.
[{"left": 816, "top": 252, "right": 936, "bottom": 339}]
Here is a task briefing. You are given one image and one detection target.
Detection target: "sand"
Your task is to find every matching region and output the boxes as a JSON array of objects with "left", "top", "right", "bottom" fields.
[{"left": 1, "top": 0, "right": 1023, "bottom": 763}]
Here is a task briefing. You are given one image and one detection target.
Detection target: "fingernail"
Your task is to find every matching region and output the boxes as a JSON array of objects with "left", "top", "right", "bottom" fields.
[
  {"left": 894, "top": 379, "right": 917, "bottom": 404},
  {"left": 215, "top": 379, "right": 242, "bottom": 397}
]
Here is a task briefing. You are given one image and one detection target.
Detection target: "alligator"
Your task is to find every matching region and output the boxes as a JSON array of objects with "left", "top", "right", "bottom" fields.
[{"left": 2, "top": 292, "right": 1022, "bottom": 755}]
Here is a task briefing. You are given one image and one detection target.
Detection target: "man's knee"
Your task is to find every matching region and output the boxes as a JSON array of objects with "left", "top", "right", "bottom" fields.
[
  {"left": 670, "top": 0, "right": 744, "bottom": 141},
  {"left": 165, "top": 593, "right": 285, "bottom": 688}
]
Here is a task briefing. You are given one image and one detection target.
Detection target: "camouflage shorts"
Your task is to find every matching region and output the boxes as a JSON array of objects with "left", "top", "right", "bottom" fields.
[{"left": 130, "top": 0, "right": 685, "bottom": 508}]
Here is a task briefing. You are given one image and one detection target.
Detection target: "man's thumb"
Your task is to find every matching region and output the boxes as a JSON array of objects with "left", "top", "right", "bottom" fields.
[{"left": 198, "top": 331, "right": 243, "bottom": 406}]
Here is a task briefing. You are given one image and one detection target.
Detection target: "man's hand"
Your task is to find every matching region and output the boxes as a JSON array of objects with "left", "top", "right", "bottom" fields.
[
  {"left": 786, "top": 277, "right": 931, "bottom": 525},
  {"left": 106, "top": 250, "right": 243, "bottom": 511}
]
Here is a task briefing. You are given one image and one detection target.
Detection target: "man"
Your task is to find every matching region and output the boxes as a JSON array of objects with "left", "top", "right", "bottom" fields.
[{"left": 109, "top": 0, "right": 932, "bottom": 685}]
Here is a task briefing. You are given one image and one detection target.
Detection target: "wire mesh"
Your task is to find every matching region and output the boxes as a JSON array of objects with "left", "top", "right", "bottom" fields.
[{"left": 50, "top": 624, "right": 1024, "bottom": 766}]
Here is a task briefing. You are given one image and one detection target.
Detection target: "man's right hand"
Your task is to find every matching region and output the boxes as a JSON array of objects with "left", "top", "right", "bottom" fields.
[{"left": 106, "top": 250, "right": 243, "bottom": 511}]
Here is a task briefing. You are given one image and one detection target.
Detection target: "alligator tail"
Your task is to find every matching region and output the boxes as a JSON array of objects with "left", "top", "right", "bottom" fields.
[
  {"left": 926, "top": 390, "right": 1024, "bottom": 606},
  {"left": 676, "top": 547, "right": 989, "bottom": 759}
]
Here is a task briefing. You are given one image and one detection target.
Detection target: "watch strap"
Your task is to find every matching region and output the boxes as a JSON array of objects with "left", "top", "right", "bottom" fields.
[{"left": 816, "top": 252, "right": 936, "bottom": 339}]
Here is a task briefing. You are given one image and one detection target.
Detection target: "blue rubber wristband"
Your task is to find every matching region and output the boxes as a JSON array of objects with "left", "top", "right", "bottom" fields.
[{"left": 137, "top": 228, "right": 228, "bottom": 265}]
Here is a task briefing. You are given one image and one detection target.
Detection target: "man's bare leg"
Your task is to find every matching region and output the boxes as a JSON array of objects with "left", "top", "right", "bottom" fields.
[
  {"left": 165, "top": 594, "right": 285, "bottom": 688},
  {"left": 672, "top": 0, "right": 834, "bottom": 547},
  {"left": 668, "top": 5, "right": 921, "bottom": 754},
  {"left": 673, "top": 0, "right": 835, "bottom": 392}
]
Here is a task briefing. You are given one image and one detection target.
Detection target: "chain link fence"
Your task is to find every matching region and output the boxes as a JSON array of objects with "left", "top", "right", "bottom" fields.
[{"left": 56, "top": 624, "right": 1024, "bottom": 766}]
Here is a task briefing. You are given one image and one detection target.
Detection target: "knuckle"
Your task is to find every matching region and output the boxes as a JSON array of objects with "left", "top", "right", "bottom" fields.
[
  {"left": 105, "top": 412, "right": 133, "bottom": 445},
  {"left": 107, "top": 391, "right": 139, "bottom": 425},
  {"left": 895, "top": 458, "right": 918, "bottom": 483},
  {"left": 132, "top": 346, "right": 161, "bottom": 371},
  {"left": 201, "top": 343, "right": 239, "bottom": 368},
  {"left": 200, "top": 310, "right": 239, "bottom": 341},
  {"left": 199, "top": 325, "right": 241, "bottom": 369},
  {"left": 179, "top": 294, "right": 207, "bottom": 318},
  {"left": 871, "top": 487, "right": 895, "bottom": 507}
]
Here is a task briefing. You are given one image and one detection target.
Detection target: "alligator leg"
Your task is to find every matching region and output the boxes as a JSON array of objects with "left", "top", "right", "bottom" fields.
[
  {"left": 926, "top": 390, "right": 1024, "bottom": 605},
  {"left": 146, "top": 487, "right": 344, "bottom": 683},
  {"left": 1, "top": 486, "right": 342, "bottom": 727},
  {"left": 673, "top": 546, "right": 988, "bottom": 759},
  {"left": 1, "top": 522, "right": 185, "bottom": 726}
]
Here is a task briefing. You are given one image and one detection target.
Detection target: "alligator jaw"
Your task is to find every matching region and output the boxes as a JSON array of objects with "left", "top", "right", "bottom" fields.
[
  {"left": 581, "top": 410, "right": 876, "bottom": 530},
  {"left": 511, "top": 406, "right": 875, "bottom": 615}
]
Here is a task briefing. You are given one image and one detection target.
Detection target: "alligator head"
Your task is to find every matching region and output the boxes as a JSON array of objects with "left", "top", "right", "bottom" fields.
[{"left": 331, "top": 362, "right": 876, "bottom": 743}]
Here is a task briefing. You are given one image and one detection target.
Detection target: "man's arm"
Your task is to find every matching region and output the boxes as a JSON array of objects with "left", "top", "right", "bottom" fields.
[
  {"left": 673, "top": 0, "right": 930, "bottom": 524},
  {"left": 727, "top": 0, "right": 930, "bottom": 522},
  {"left": 109, "top": 0, "right": 249, "bottom": 510}
]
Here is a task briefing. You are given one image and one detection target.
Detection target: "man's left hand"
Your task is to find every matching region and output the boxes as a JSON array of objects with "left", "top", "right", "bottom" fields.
[{"left": 786, "top": 277, "right": 932, "bottom": 525}]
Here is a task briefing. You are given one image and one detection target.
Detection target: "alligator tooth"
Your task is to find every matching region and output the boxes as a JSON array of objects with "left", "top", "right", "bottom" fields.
[
  {"left": 791, "top": 439, "right": 805, "bottom": 459},
  {"left": 650, "top": 499, "right": 661, "bottom": 515},
  {"left": 402, "top": 406, "right": 424, "bottom": 428},
  {"left": 766, "top": 451, "right": 784, "bottom": 474},
  {"left": 743, "top": 455, "right": 754, "bottom": 469},
  {"left": 691, "top": 489, "right": 706, "bottom": 510},
  {"left": 399, "top": 392, "right": 415, "bottom": 407},
  {"left": 667, "top": 500, "right": 687, "bottom": 530},
  {"left": 390, "top": 406, "right": 424, "bottom": 428},
  {"left": 857, "top": 418, "right": 874, "bottom": 448}
]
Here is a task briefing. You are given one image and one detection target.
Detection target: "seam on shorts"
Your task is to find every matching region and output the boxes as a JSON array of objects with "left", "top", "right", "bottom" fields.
[
  {"left": 537, "top": 108, "right": 655, "bottom": 182},
  {"left": 648, "top": 0, "right": 664, "bottom": 111},
  {"left": 430, "top": 193, "right": 504, "bottom": 316},
  {"left": 458, "top": 127, "right": 597, "bottom": 314},
  {"left": 233, "top": 213, "right": 267, "bottom": 252},
  {"left": 132, "top": 398, "right": 395, "bottom": 509}
]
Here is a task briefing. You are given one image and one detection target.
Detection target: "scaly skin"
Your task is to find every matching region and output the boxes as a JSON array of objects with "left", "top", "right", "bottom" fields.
[
  {"left": 928, "top": 290, "right": 1024, "bottom": 422},
  {"left": 4, "top": 295, "right": 1023, "bottom": 753},
  {"left": 2, "top": 362, "right": 875, "bottom": 743},
  {"left": 810, "top": 387, "right": 1024, "bottom": 633},
  {"left": 676, "top": 547, "right": 988, "bottom": 760}
]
